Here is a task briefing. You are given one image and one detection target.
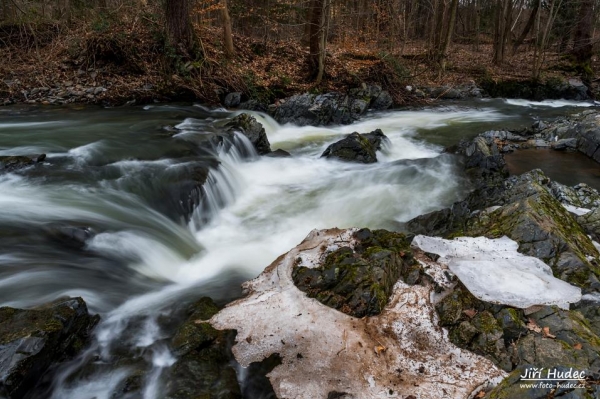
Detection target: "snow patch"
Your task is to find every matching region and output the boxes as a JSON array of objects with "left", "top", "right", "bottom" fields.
[
  {"left": 411, "top": 235, "right": 582, "bottom": 310},
  {"left": 211, "top": 229, "right": 505, "bottom": 399},
  {"left": 562, "top": 203, "right": 592, "bottom": 216}
]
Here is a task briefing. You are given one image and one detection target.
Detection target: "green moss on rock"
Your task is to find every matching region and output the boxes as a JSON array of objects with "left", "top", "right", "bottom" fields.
[{"left": 292, "top": 228, "right": 416, "bottom": 317}]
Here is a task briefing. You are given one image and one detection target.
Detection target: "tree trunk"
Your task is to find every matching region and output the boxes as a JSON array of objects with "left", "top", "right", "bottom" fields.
[
  {"left": 309, "top": 0, "right": 326, "bottom": 83},
  {"left": 221, "top": 0, "right": 234, "bottom": 57},
  {"left": 439, "top": 0, "right": 459, "bottom": 72},
  {"left": 512, "top": 0, "right": 539, "bottom": 55},
  {"left": 572, "top": 0, "right": 594, "bottom": 80},
  {"left": 165, "top": 0, "right": 196, "bottom": 58}
]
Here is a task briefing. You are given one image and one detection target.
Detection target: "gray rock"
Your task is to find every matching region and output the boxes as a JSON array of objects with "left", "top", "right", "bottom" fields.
[
  {"left": 0, "top": 154, "right": 46, "bottom": 171},
  {"left": 552, "top": 137, "right": 578, "bottom": 150},
  {"left": 223, "top": 92, "right": 242, "bottom": 108}
]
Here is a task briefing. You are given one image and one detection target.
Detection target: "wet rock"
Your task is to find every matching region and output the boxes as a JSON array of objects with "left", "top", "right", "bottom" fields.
[
  {"left": 273, "top": 86, "right": 393, "bottom": 126},
  {"left": 409, "top": 170, "right": 600, "bottom": 290},
  {"left": 361, "top": 128, "right": 389, "bottom": 151},
  {"left": 0, "top": 154, "right": 46, "bottom": 171},
  {"left": 517, "top": 110, "right": 600, "bottom": 163},
  {"left": 479, "top": 77, "right": 591, "bottom": 101},
  {"left": 223, "top": 92, "right": 242, "bottom": 108},
  {"left": 552, "top": 137, "right": 578, "bottom": 150},
  {"left": 165, "top": 297, "right": 242, "bottom": 399},
  {"left": 238, "top": 99, "right": 268, "bottom": 113},
  {"left": 436, "top": 284, "right": 600, "bottom": 376},
  {"left": 225, "top": 113, "right": 271, "bottom": 155},
  {"left": 292, "top": 228, "right": 415, "bottom": 317},
  {"left": 265, "top": 149, "right": 292, "bottom": 158},
  {"left": 211, "top": 228, "right": 505, "bottom": 398},
  {"left": 0, "top": 297, "right": 98, "bottom": 399},
  {"left": 321, "top": 131, "right": 386, "bottom": 164},
  {"left": 44, "top": 224, "right": 95, "bottom": 249}
]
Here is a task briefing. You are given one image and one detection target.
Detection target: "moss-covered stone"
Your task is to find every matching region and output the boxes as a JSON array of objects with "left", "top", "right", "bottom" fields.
[
  {"left": 0, "top": 297, "right": 98, "bottom": 399},
  {"left": 165, "top": 297, "right": 242, "bottom": 399},
  {"left": 292, "top": 228, "right": 415, "bottom": 317},
  {"left": 320, "top": 132, "right": 381, "bottom": 164}
]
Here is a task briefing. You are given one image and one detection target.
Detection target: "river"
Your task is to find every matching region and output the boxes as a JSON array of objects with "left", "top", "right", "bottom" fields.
[{"left": 0, "top": 98, "right": 597, "bottom": 398}]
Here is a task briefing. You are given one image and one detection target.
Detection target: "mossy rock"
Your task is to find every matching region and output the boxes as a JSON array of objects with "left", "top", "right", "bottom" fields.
[
  {"left": 321, "top": 132, "right": 380, "bottom": 164},
  {"left": 0, "top": 297, "right": 98, "bottom": 399},
  {"left": 463, "top": 181, "right": 600, "bottom": 289},
  {"left": 292, "top": 228, "right": 416, "bottom": 318},
  {"left": 165, "top": 297, "right": 242, "bottom": 399},
  {"left": 436, "top": 283, "right": 600, "bottom": 375}
]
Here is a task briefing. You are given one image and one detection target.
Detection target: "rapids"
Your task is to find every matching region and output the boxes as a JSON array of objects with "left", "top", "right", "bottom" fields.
[{"left": 0, "top": 98, "right": 596, "bottom": 398}]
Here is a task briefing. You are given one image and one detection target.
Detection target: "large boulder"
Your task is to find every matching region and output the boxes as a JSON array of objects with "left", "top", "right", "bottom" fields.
[
  {"left": 272, "top": 85, "right": 393, "bottom": 126},
  {"left": 292, "top": 228, "right": 416, "bottom": 317},
  {"left": 225, "top": 113, "right": 271, "bottom": 155},
  {"left": 0, "top": 297, "right": 98, "bottom": 399},
  {"left": 321, "top": 130, "right": 388, "bottom": 163}
]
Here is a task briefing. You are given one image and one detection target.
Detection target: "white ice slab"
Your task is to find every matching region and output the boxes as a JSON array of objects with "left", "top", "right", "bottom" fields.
[{"left": 411, "top": 235, "right": 582, "bottom": 309}]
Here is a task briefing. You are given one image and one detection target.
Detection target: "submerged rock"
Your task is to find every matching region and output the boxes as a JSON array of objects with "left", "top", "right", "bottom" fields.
[
  {"left": 0, "top": 154, "right": 46, "bottom": 171},
  {"left": 321, "top": 130, "right": 388, "bottom": 163},
  {"left": 211, "top": 228, "right": 506, "bottom": 399},
  {"left": 0, "top": 297, "right": 98, "bottom": 399},
  {"left": 225, "top": 113, "right": 271, "bottom": 155}
]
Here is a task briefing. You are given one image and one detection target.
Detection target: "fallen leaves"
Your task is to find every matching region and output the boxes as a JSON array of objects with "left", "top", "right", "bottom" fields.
[
  {"left": 526, "top": 319, "right": 557, "bottom": 338},
  {"left": 542, "top": 327, "right": 556, "bottom": 339},
  {"left": 526, "top": 318, "right": 542, "bottom": 333}
]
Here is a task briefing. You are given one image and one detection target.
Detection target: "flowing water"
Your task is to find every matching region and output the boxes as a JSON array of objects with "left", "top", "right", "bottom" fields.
[{"left": 0, "top": 98, "right": 597, "bottom": 398}]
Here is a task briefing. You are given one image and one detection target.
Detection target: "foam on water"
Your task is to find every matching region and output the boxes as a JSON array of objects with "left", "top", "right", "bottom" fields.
[{"left": 505, "top": 98, "right": 597, "bottom": 108}]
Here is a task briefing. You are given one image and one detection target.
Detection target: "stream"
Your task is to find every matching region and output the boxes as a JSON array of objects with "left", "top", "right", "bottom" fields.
[{"left": 0, "top": 98, "right": 597, "bottom": 398}]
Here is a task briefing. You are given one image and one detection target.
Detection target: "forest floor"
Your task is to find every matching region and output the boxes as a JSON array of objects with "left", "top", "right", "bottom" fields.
[{"left": 0, "top": 20, "right": 595, "bottom": 107}]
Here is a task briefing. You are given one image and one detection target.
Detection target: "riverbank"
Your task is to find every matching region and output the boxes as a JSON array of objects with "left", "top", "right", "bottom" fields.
[{"left": 1, "top": 21, "right": 597, "bottom": 108}]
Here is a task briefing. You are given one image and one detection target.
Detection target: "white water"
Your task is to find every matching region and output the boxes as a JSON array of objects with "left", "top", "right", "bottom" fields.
[{"left": 0, "top": 102, "right": 558, "bottom": 398}]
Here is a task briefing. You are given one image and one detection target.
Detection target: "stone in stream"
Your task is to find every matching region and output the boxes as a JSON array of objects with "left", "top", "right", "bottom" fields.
[
  {"left": 225, "top": 113, "right": 271, "bottom": 155},
  {"left": 272, "top": 85, "right": 393, "bottom": 126},
  {"left": 165, "top": 297, "right": 278, "bottom": 399},
  {"left": 0, "top": 297, "right": 99, "bottom": 399},
  {"left": 321, "top": 129, "right": 388, "bottom": 164},
  {"left": 0, "top": 154, "right": 46, "bottom": 171}
]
